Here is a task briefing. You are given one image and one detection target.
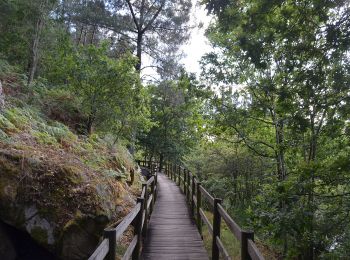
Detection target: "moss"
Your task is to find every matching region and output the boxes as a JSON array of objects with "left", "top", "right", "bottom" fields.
[
  {"left": 61, "top": 165, "right": 83, "bottom": 184},
  {"left": 0, "top": 114, "right": 17, "bottom": 134},
  {"left": 0, "top": 154, "right": 21, "bottom": 199},
  {"left": 31, "top": 226, "right": 49, "bottom": 245},
  {"left": 4, "top": 107, "right": 30, "bottom": 130}
]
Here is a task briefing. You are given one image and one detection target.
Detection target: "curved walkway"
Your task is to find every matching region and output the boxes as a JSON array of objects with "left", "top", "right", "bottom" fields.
[{"left": 142, "top": 173, "right": 209, "bottom": 260}]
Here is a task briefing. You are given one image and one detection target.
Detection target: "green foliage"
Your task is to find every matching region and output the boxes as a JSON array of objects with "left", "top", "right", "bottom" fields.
[
  {"left": 138, "top": 73, "right": 207, "bottom": 165},
  {"left": 0, "top": 114, "right": 17, "bottom": 134},
  {"left": 102, "top": 169, "right": 128, "bottom": 180},
  {"left": 32, "top": 130, "right": 59, "bottom": 147},
  {"left": 4, "top": 107, "right": 30, "bottom": 129},
  {"left": 201, "top": 0, "right": 350, "bottom": 258},
  {"left": 44, "top": 40, "right": 148, "bottom": 140}
]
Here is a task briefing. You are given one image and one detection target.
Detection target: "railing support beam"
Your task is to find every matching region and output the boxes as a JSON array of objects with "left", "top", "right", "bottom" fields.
[
  {"left": 104, "top": 229, "right": 116, "bottom": 260},
  {"left": 133, "top": 197, "right": 144, "bottom": 260},
  {"left": 212, "top": 198, "right": 223, "bottom": 260},
  {"left": 196, "top": 181, "right": 202, "bottom": 237},
  {"left": 241, "top": 230, "right": 254, "bottom": 260}
]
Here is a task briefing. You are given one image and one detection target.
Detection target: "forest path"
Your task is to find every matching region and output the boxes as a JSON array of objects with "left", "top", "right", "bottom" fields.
[{"left": 141, "top": 173, "right": 209, "bottom": 260}]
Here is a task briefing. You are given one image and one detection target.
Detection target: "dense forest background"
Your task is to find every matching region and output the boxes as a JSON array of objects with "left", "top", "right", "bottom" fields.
[{"left": 0, "top": 0, "right": 350, "bottom": 259}]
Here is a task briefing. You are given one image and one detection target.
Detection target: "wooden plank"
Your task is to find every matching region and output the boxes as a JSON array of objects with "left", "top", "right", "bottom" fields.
[
  {"left": 141, "top": 186, "right": 146, "bottom": 198},
  {"left": 146, "top": 176, "right": 154, "bottom": 185},
  {"left": 248, "top": 239, "right": 265, "bottom": 260},
  {"left": 88, "top": 238, "right": 109, "bottom": 260},
  {"left": 142, "top": 173, "right": 209, "bottom": 260},
  {"left": 193, "top": 195, "right": 197, "bottom": 206},
  {"left": 105, "top": 203, "right": 140, "bottom": 241},
  {"left": 216, "top": 236, "right": 231, "bottom": 260},
  {"left": 218, "top": 204, "right": 242, "bottom": 241},
  {"left": 147, "top": 194, "right": 153, "bottom": 210},
  {"left": 121, "top": 235, "right": 138, "bottom": 260},
  {"left": 200, "top": 208, "right": 213, "bottom": 235}
]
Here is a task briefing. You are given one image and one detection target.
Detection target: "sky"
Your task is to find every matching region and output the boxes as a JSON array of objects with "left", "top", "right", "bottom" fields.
[
  {"left": 180, "top": 0, "right": 212, "bottom": 76},
  {"left": 141, "top": 0, "right": 212, "bottom": 82}
]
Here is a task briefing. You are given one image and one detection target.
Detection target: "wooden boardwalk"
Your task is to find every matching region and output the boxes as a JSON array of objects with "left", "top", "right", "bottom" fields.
[{"left": 142, "top": 173, "right": 209, "bottom": 260}]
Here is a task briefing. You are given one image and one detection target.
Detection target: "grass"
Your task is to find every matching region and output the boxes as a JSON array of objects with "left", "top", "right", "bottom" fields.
[
  {"left": 201, "top": 210, "right": 241, "bottom": 260},
  {"left": 198, "top": 208, "right": 278, "bottom": 260}
]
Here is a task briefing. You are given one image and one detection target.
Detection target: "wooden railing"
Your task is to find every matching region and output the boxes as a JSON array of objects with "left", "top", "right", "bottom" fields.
[
  {"left": 165, "top": 163, "right": 265, "bottom": 260},
  {"left": 88, "top": 162, "right": 158, "bottom": 260}
]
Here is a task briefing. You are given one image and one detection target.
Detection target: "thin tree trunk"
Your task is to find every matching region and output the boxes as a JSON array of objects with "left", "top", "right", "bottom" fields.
[
  {"left": 159, "top": 153, "right": 164, "bottom": 172},
  {"left": 28, "top": 16, "right": 44, "bottom": 85}
]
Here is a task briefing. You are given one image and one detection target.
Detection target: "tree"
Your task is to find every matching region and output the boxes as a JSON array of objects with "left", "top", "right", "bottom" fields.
[
  {"left": 202, "top": 0, "right": 350, "bottom": 257},
  {"left": 47, "top": 41, "right": 142, "bottom": 136},
  {"left": 139, "top": 73, "right": 206, "bottom": 169},
  {"left": 110, "top": 0, "right": 192, "bottom": 74}
]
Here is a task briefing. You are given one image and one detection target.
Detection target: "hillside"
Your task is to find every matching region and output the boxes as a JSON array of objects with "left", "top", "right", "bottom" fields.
[{"left": 0, "top": 65, "right": 141, "bottom": 259}]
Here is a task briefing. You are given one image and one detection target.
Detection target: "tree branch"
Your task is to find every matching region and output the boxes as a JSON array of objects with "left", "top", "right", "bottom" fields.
[
  {"left": 141, "top": 0, "right": 165, "bottom": 34},
  {"left": 126, "top": 0, "right": 140, "bottom": 31}
]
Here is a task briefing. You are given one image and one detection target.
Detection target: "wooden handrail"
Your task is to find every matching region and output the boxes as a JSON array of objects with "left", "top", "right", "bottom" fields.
[
  {"left": 165, "top": 161, "right": 265, "bottom": 260},
  {"left": 88, "top": 167, "right": 157, "bottom": 260},
  {"left": 218, "top": 204, "right": 242, "bottom": 241},
  {"left": 88, "top": 239, "right": 109, "bottom": 260}
]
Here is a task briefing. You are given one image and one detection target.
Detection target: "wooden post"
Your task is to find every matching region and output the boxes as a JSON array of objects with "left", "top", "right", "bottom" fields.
[
  {"left": 171, "top": 164, "right": 174, "bottom": 180},
  {"left": 150, "top": 175, "right": 155, "bottom": 213},
  {"left": 212, "top": 198, "right": 222, "bottom": 260},
  {"left": 191, "top": 175, "right": 195, "bottom": 217},
  {"left": 241, "top": 230, "right": 254, "bottom": 260},
  {"left": 184, "top": 168, "right": 187, "bottom": 194},
  {"left": 177, "top": 165, "right": 180, "bottom": 186},
  {"left": 142, "top": 183, "right": 149, "bottom": 236},
  {"left": 104, "top": 228, "right": 116, "bottom": 260},
  {"left": 187, "top": 170, "right": 190, "bottom": 202},
  {"left": 154, "top": 173, "right": 158, "bottom": 200},
  {"left": 133, "top": 197, "right": 144, "bottom": 260},
  {"left": 196, "top": 182, "right": 202, "bottom": 237}
]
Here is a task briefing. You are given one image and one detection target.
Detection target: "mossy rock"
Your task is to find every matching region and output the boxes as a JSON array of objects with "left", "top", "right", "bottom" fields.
[{"left": 30, "top": 226, "right": 49, "bottom": 245}]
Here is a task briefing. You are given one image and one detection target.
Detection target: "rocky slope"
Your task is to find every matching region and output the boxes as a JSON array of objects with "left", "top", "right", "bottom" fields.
[{"left": 0, "top": 71, "right": 141, "bottom": 259}]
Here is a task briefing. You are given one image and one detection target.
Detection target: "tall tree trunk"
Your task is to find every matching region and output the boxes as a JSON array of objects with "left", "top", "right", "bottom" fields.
[
  {"left": 135, "top": 32, "right": 143, "bottom": 72},
  {"left": 159, "top": 153, "right": 164, "bottom": 172}
]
